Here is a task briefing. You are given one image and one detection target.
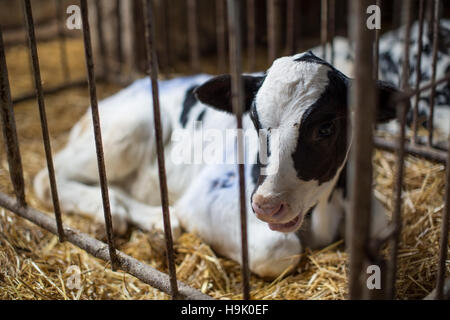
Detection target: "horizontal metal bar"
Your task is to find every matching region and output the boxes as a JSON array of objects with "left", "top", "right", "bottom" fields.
[
  {"left": 395, "top": 74, "right": 450, "bottom": 103},
  {"left": 3, "top": 33, "right": 80, "bottom": 48},
  {"left": 374, "top": 137, "right": 447, "bottom": 163},
  {"left": 0, "top": 191, "right": 213, "bottom": 300},
  {"left": 12, "top": 78, "right": 88, "bottom": 105}
]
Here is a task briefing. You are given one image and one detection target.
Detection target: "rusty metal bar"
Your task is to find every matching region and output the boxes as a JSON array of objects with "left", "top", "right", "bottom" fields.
[
  {"left": 216, "top": 0, "right": 227, "bottom": 73},
  {"left": 412, "top": 0, "right": 425, "bottom": 144},
  {"left": 436, "top": 127, "right": 450, "bottom": 300},
  {"left": 374, "top": 137, "right": 447, "bottom": 164},
  {"left": 187, "top": 0, "right": 200, "bottom": 73},
  {"left": 115, "top": 0, "right": 123, "bottom": 73},
  {"left": 142, "top": 0, "right": 180, "bottom": 300},
  {"left": 95, "top": 0, "right": 109, "bottom": 80},
  {"left": 161, "top": 0, "right": 171, "bottom": 72},
  {"left": 55, "top": 0, "right": 71, "bottom": 81},
  {"left": 373, "top": 0, "right": 381, "bottom": 80},
  {"left": 347, "top": 0, "right": 377, "bottom": 300},
  {"left": 23, "top": 0, "right": 65, "bottom": 242},
  {"left": 286, "top": 0, "right": 295, "bottom": 56},
  {"left": 321, "top": 0, "right": 328, "bottom": 61},
  {"left": 396, "top": 74, "right": 450, "bottom": 103},
  {"left": 246, "top": 0, "right": 256, "bottom": 71},
  {"left": 0, "top": 26, "right": 26, "bottom": 207},
  {"left": 386, "top": 0, "right": 412, "bottom": 300},
  {"left": 79, "top": 0, "right": 118, "bottom": 268},
  {"left": 227, "top": 0, "right": 250, "bottom": 300},
  {"left": 329, "top": 0, "right": 335, "bottom": 65},
  {"left": 393, "top": 0, "right": 401, "bottom": 28},
  {"left": 427, "top": 0, "right": 440, "bottom": 146},
  {"left": 0, "top": 192, "right": 213, "bottom": 300},
  {"left": 267, "top": 0, "right": 280, "bottom": 64}
]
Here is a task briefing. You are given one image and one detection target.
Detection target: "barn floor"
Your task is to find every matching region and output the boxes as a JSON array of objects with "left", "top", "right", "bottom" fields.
[{"left": 0, "top": 38, "right": 449, "bottom": 300}]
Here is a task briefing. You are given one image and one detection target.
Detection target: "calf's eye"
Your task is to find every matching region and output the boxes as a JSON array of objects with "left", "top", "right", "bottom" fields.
[{"left": 316, "top": 121, "right": 335, "bottom": 139}]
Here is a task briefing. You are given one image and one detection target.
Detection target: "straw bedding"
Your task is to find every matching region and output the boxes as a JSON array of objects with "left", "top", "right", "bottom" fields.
[{"left": 0, "top": 39, "right": 448, "bottom": 300}]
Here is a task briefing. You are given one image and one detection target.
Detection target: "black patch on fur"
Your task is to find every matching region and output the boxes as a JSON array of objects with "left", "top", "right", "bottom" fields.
[
  {"left": 380, "top": 52, "right": 398, "bottom": 75},
  {"left": 196, "top": 109, "right": 207, "bottom": 122},
  {"left": 294, "top": 51, "right": 335, "bottom": 69},
  {"left": 180, "top": 85, "right": 198, "bottom": 127},
  {"left": 251, "top": 163, "right": 259, "bottom": 185},
  {"left": 209, "top": 171, "right": 236, "bottom": 193},
  {"left": 194, "top": 74, "right": 266, "bottom": 113},
  {"left": 292, "top": 69, "right": 349, "bottom": 184},
  {"left": 290, "top": 66, "right": 401, "bottom": 184},
  {"left": 250, "top": 153, "right": 267, "bottom": 209},
  {"left": 249, "top": 101, "right": 262, "bottom": 130}
]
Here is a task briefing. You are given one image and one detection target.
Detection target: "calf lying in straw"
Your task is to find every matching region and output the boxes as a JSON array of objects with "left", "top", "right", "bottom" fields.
[{"left": 34, "top": 50, "right": 404, "bottom": 278}]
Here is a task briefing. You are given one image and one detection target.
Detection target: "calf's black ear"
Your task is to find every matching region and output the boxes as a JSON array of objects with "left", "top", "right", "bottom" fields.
[
  {"left": 194, "top": 74, "right": 265, "bottom": 113},
  {"left": 376, "top": 80, "right": 410, "bottom": 123}
]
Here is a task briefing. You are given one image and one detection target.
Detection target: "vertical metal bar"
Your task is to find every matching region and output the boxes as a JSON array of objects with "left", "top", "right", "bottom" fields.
[
  {"left": 393, "top": 0, "right": 401, "bottom": 29},
  {"left": 347, "top": 0, "right": 377, "bottom": 300},
  {"left": 79, "top": 0, "right": 118, "bottom": 268},
  {"left": 321, "top": 0, "right": 328, "bottom": 61},
  {"left": 296, "top": 0, "right": 301, "bottom": 53},
  {"left": 267, "top": 0, "right": 279, "bottom": 64},
  {"left": 412, "top": 0, "right": 425, "bottom": 144},
  {"left": 161, "top": 0, "right": 171, "bottom": 72},
  {"left": 23, "top": 0, "right": 65, "bottom": 242},
  {"left": 373, "top": 0, "right": 381, "bottom": 80},
  {"left": 95, "top": 0, "right": 109, "bottom": 80},
  {"left": 0, "top": 26, "right": 26, "bottom": 207},
  {"left": 187, "top": 0, "right": 200, "bottom": 72},
  {"left": 286, "top": 0, "right": 295, "bottom": 56},
  {"left": 436, "top": 127, "right": 450, "bottom": 300},
  {"left": 227, "top": 0, "right": 250, "bottom": 300},
  {"left": 246, "top": 0, "right": 256, "bottom": 71},
  {"left": 426, "top": 0, "right": 435, "bottom": 39},
  {"left": 427, "top": 0, "right": 440, "bottom": 146},
  {"left": 20, "top": 0, "right": 35, "bottom": 91},
  {"left": 55, "top": 0, "right": 71, "bottom": 81},
  {"left": 216, "top": 0, "right": 227, "bottom": 74},
  {"left": 386, "top": 0, "right": 412, "bottom": 300},
  {"left": 329, "top": 0, "right": 335, "bottom": 65},
  {"left": 142, "top": 0, "right": 180, "bottom": 300},
  {"left": 115, "top": 0, "right": 123, "bottom": 73}
]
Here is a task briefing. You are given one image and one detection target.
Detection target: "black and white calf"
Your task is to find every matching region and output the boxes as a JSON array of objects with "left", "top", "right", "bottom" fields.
[{"left": 34, "top": 51, "right": 401, "bottom": 278}]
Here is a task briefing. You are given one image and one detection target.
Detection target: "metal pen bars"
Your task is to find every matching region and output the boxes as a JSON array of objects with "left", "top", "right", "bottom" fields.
[{"left": 0, "top": 0, "right": 448, "bottom": 300}]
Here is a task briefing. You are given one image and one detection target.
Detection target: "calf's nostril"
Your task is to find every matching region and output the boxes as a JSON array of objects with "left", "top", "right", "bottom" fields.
[{"left": 251, "top": 201, "right": 282, "bottom": 216}]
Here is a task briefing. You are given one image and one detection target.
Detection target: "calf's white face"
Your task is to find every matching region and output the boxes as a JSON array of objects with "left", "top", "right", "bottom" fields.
[
  {"left": 195, "top": 51, "right": 401, "bottom": 233},
  {"left": 249, "top": 53, "right": 350, "bottom": 232}
]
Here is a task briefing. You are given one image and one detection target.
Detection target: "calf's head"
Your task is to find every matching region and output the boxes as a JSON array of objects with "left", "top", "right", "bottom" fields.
[{"left": 195, "top": 51, "right": 402, "bottom": 233}]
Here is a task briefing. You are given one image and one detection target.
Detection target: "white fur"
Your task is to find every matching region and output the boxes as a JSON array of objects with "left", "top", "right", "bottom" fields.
[{"left": 252, "top": 55, "right": 336, "bottom": 224}]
